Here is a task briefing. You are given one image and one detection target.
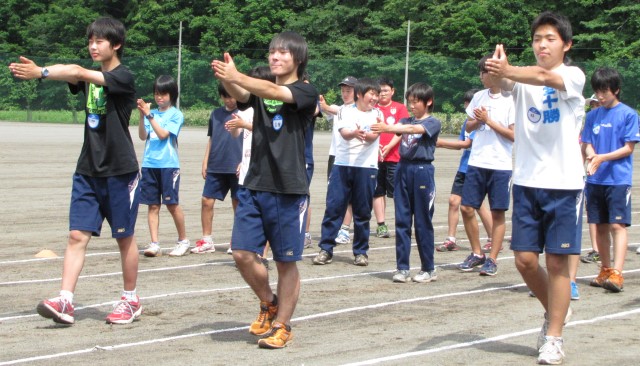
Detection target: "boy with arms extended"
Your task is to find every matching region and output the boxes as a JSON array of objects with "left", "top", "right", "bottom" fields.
[
  {"left": 457, "top": 55, "right": 515, "bottom": 276},
  {"left": 137, "top": 75, "right": 190, "bottom": 257},
  {"left": 373, "top": 77, "right": 410, "bottom": 238},
  {"left": 212, "top": 31, "right": 318, "bottom": 349},
  {"left": 371, "top": 82, "right": 441, "bottom": 283},
  {"left": 582, "top": 67, "right": 639, "bottom": 293},
  {"left": 191, "top": 84, "right": 244, "bottom": 254},
  {"left": 9, "top": 17, "right": 142, "bottom": 325},
  {"left": 312, "top": 78, "right": 381, "bottom": 267},
  {"left": 486, "top": 11, "right": 585, "bottom": 364}
]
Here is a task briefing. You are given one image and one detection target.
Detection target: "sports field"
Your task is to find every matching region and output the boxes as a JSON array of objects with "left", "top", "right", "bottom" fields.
[{"left": 0, "top": 122, "right": 638, "bottom": 365}]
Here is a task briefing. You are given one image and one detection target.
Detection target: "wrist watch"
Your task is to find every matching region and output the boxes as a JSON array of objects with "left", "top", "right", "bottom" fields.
[
  {"left": 41, "top": 67, "right": 49, "bottom": 79},
  {"left": 146, "top": 113, "right": 154, "bottom": 120}
]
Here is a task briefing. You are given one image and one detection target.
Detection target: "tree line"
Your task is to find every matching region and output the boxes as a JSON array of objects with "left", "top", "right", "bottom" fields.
[{"left": 1, "top": 0, "right": 639, "bottom": 114}]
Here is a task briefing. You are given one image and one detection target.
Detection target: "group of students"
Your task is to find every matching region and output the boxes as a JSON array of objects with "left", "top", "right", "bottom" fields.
[{"left": 7, "top": 10, "right": 638, "bottom": 364}]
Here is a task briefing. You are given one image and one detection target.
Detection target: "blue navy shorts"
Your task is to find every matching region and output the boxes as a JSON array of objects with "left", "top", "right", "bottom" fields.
[
  {"left": 69, "top": 171, "right": 140, "bottom": 238},
  {"left": 231, "top": 188, "right": 307, "bottom": 262},
  {"left": 374, "top": 161, "right": 397, "bottom": 198},
  {"left": 510, "top": 184, "right": 583, "bottom": 255},
  {"left": 450, "top": 171, "right": 466, "bottom": 196},
  {"left": 203, "top": 173, "right": 239, "bottom": 201},
  {"left": 585, "top": 183, "right": 632, "bottom": 226},
  {"left": 140, "top": 167, "right": 181, "bottom": 205},
  {"left": 461, "top": 166, "right": 511, "bottom": 210}
]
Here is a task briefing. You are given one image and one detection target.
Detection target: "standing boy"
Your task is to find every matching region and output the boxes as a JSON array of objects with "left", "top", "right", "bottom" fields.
[
  {"left": 371, "top": 82, "right": 441, "bottom": 283},
  {"left": 313, "top": 78, "right": 381, "bottom": 267},
  {"left": 9, "top": 17, "right": 142, "bottom": 325},
  {"left": 458, "top": 55, "right": 515, "bottom": 276},
  {"left": 582, "top": 67, "right": 639, "bottom": 293},
  {"left": 191, "top": 84, "right": 243, "bottom": 254},
  {"left": 373, "top": 77, "right": 410, "bottom": 238},
  {"left": 486, "top": 11, "right": 586, "bottom": 364},
  {"left": 212, "top": 31, "right": 318, "bottom": 349}
]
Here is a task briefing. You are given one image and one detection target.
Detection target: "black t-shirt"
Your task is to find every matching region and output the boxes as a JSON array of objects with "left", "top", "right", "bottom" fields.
[
  {"left": 69, "top": 64, "right": 138, "bottom": 177},
  {"left": 238, "top": 80, "right": 318, "bottom": 195}
]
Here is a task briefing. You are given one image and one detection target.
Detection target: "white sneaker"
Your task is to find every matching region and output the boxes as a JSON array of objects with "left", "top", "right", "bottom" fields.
[
  {"left": 226, "top": 247, "right": 233, "bottom": 255},
  {"left": 335, "top": 229, "right": 351, "bottom": 244},
  {"left": 537, "top": 307, "right": 572, "bottom": 349},
  {"left": 190, "top": 239, "right": 215, "bottom": 254},
  {"left": 169, "top": 240, "right": 190, "bottom": 257},
  {"left": 304, "top": 232, "right": 312, "bottom": 248},
  {"left": 537, "top": 336, "right": 564, "bottom": 365},
  {"left": 392, "top": 270, "right": 411, "bottom": 283},
  {"left": 413, "top": 269, "right": 437, "bottom": 283},
  {"left": 636, "top": 246, "right": 640, "bottom": 254},
  {"left": 143, "top": 243, "right": 162, "bottom": 257}
]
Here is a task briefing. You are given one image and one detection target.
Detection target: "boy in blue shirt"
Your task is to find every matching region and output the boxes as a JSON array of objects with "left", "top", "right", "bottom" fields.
[
  {"left": 137, "top": 75, "right": 189, "bottom": 257},
  {"left": 581, "top": 67, "right": 640, "bottom": 293},
  {"left": 372, "top": 82, "right": 441, "bottom": 283}
]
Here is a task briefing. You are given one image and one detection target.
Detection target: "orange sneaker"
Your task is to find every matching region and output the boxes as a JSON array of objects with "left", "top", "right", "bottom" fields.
[
  {"left": 249, "top": 296, "right": 278, "bottom": 336},
  {"left": 603, "top": 269, "right": 624, "bottom": 292},
  {"left": 258, "top": 322, "right": 293, "bottom": 349},
  {"left": 590, "top": 267, "right": 613, "bottom": 288}
]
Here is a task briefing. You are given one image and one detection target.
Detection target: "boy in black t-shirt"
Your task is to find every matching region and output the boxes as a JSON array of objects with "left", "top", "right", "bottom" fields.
[
  {"left": 9, "top": 17, "right": 142, "bottom": 326},
  {"left": 212, "top": 31, "right": 318, "bottom": 349}
]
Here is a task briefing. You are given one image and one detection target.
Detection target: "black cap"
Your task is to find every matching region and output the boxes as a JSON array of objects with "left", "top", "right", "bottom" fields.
[{"left": 338, "top": 76, "right": 357, "bottom": 87}]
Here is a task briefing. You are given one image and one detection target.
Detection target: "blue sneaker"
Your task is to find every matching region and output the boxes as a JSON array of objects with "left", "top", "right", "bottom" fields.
[
  {"left": 479, "top": 257, "right": 498, "bottom": 276},
  {"left": 570, "top": 281, "right": 580, "bottom": 300},
  {"left": 458, "top": 253, "right": 486, "bottom": 272}
]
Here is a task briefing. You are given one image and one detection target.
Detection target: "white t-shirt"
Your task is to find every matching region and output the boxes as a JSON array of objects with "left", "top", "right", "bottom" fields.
[
  {"left": 466, "top": 89, "right": 515, "bottom": 170},
  {"left": 334, "top": 105, "right": 381, "bottom": 169},
  {"left": 328, "top": 103, "right": 354, "bottom": 156},
  {"left": 511, "top": 63, "right": 585, "bottom": 189},
  {"left": 236, "top": 108, "right": 254, "bottom": 185}
]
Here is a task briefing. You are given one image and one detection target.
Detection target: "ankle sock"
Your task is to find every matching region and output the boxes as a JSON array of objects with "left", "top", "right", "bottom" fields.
[
  {"left": 59, "top": 290, "right": 74, "bottom": 303},
  {"left": 122, "top": 289, "right": 137, "bottom": 302}
]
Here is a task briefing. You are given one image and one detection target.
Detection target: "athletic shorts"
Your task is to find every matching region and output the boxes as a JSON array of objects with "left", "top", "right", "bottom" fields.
[
  {"left": 585, "top": 183, "right": 632, "bottom": 226},
  {"left": 510, "top": 184, "right": 583, "bottom": 255},
  {"left": 450, "top": 171, "right": 466, "bottom": 196},
  {"left": 461, "top": 166, "right": 511, "bottom": 210},
  {"left": 69, "top": 171, "right": 140, "bottom": 238},
  {"left": 231, "top": 188, "right": 307, "bottom": 262},
  {"left": 374, "top": 161, "right": 397, "bottom": 198},
  {"left": 139, "top": 167, "right": 181, "bottom": 205},
  {"left": 203, "top": 173, "right": 239, "bottom": 201}
]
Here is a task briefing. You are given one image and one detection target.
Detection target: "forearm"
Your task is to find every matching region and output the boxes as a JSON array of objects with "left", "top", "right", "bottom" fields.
[
  {"left": 598, "top": 144, "right": 635, "bottom": 162},
  {"left": 47, "top": 64, "right": 106, "bottom": 86},
  {"left": 387, "top": 134, "right": 401, "bottom": 149},
  {"left": 231, "top": 74, "right": 294, "bottom": 104},
  {"left": 502, "top": 64, "right": 565, "bottom": 91},
  {"left": 487, "top": 120, "right": 514, "bottom": 142},
  {"left": 149, "top": 118, "right": 170, "bottom": 140},
  {"left": 364, "top": 132, "right": 379, "bottom": 143},
  {"left": 137, "top": 115, "right": 147, "bottom": 140}
]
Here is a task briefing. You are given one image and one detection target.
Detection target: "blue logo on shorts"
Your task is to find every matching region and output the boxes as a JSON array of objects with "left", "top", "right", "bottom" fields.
[{"left": 527, "top": 107, "right": 542, "bottom": 123}]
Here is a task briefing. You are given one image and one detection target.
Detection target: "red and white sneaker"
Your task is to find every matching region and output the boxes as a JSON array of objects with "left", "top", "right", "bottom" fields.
[
  {"left": 190, "top": 239, "right": 215, "bottom": 254},
  {"left": 105, "top": 296, "right": 142, "bottom": 324},
  {"left": 37, "top": 296, "right": 75, "bottom": 324}
]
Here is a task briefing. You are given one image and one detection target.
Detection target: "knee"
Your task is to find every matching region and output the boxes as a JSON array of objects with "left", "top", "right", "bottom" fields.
[
  {"left": 232, "top": 250, "right": 256, "bottom": 265},
  {"left": 201, "top": 197, "right": 214, "bottom": 209},
  {"left": 68, "top": 230, "right": 90, "bottom": 247},
  {"left": 460, "top": 205, "right": 474, "bottom": 217},
  {"left": 448, "top": 195, "right": 461, "bottom": 208},
  {"left": 514, "top": 255, "right": 536, "bottom": 274}
]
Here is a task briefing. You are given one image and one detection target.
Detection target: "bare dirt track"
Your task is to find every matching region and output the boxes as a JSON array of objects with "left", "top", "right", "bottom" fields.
[{"left": 0, "top": 121, "right": 638, "bottom": 365}]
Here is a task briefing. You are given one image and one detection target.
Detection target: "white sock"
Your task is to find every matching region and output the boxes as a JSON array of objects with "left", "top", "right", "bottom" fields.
[
  {"left": 122, "top": 289, "right": 137, "bottom": 302},
  {"left": 202, "top": 235, "right": 213, "bottom": 243},
  {"left": 59, "top": 290, "right": 74, "bottom": 303},
  {"left": 340, "top": 225, "right": 350, "bottom": 231},
  {"left": 447, "top": 236, "right": 456, "bottom": 242}
]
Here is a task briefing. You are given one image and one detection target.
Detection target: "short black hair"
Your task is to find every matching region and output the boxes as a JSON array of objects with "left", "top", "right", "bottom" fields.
[
  {"left": 154, "top": 75, "right": 179, "bottom": 106},
  {"left": 531, "top": 11, "right": 573, "bottom": 45},
  {"left": 405, "top": 82, "right": 434, "bottom": 112},
  {"left": 218, "top": 83, "right": 231, "bottom": 98},
  {"left": 269, "top": 31, "right": 308, "bottom": 79},
  {"left": 478, "top": 54, "right": 492, "bottom": 73},
  {"left": 378, "top": 76, "right": 394, "bottom": 89},
  {"left": 464, "top": 89, "right": 479, "bottom": 103},
  {"left": 353, "top": 77, "right": 381, "bottom": 101},
  {"left": 86, "top": 17, "right": 126, "bottom": 59},
  {"left": 591, "top": 67, "right": 622, "bottom": 99},
  {"left": 248, "top": 65, "right": 275, "bottom": 82}
]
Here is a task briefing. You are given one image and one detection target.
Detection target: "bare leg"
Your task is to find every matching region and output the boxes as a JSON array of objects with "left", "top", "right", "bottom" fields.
[
  {"left": 514, "top": 251, "right": 548, "bottom": 309},
  {"left": 477, "top": 202, "right": 493, "bottom": 240},
  {"left": 343, "top": 204, "right": 353, "bottom": 227},
  {"left": 233, "top": 250, "right": 273, "bottom": 302},
  {"left": 117, "top": 235, "right": 139, "bottom": 292},
  {"left": 201, "top": 197, "right": 215, "bottom": 237},
  {"left": 488, "top": 211, "right": 506, "bottom": 260},
  {"left": 60, "top": 230, "right": 92, "bottom": 292},
  {"left": 147, "top": 204, "right": 161, "bottom": 243},
  {"left": 447, "top": 194, "right": 461, "bottom": 238},
  {"left": 373, "top": 196, "right": 386, "bottom": 224},
  {"left": 595, "top": 224, "right": 612, "bottom": 268},
  {"left": 545, "top": 253, "right": 570, "bottom": 337},
  {"left": 461, "top": 205, "right": 481, "bottom": 255},
  {"left": 273, "top": 261, "right": 301, "bottom": 325},
  {"left": 610, "top": 223, "right": 628, "bottom": 272},
  {"left": 166, "top": 204, "right": 187, "bottom": 241}
]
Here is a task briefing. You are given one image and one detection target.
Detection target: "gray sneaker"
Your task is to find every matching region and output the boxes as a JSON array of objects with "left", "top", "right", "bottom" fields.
[
  {"left": 304, "top": 233, "right": 312, "bottom": 248},
  {"left": 392, "top": 270, "right": 411, "bottom": 283},
  {"left": 537, "top": 336, "right": 564, "bottom": 365},
  {"left": 143, "top": 242, "right": 162, "bottom": 257},
  {"left": 537, "top": 307, "right": 572, "bottom": 349},
  {"left": 312, "top": 250, "right": 333, "bottom": 265},
  {"left": 413, "top": 269, "right": 437, "bottom": 283},
  {"left": 353, "top": 254, "right": 368, "bottom": 266}
]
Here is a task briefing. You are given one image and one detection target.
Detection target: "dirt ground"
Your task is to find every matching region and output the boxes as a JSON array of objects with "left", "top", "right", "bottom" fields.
[{"left": 0, "top": 121, "right": 638, "bottom": 365}]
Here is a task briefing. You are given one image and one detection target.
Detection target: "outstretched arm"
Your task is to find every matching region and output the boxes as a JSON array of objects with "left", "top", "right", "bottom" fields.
[
  {"left": 9, "top": 56, "right": 106, "bottom": 86},
  {"left": 212, "top": 53, "right": 295, "bottom": 104},
  {"left": 485, "top": 44, "right": 566, "bottom": 91}
]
